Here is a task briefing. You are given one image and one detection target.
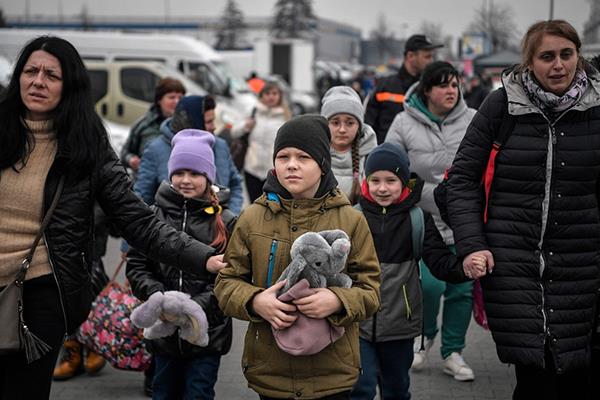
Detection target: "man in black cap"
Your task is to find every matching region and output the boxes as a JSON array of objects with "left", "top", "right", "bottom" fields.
[{"left": 365, "top": 34, "right": 443, "bottom": 144}]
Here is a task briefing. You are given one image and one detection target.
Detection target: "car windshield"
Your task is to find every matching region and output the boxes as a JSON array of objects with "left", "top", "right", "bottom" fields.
[
  {"left": 212, "top": 61, "right": 251, "bottom": 93},
  {"left": 154, "top": 63, "right": 207, "bottom": 95}
]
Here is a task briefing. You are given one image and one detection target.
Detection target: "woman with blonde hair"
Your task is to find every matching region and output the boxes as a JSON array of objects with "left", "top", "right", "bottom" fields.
[{"left": 243, "top": 80, "right": 292, "bottom": 202}]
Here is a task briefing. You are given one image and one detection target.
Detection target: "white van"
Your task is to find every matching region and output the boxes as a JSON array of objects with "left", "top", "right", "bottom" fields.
[
  {"left": 86, "top": 61, "right": 207, "bottom": 125},
  {"left": 0, "top": 29, "right": 256, "bottom": 124}
]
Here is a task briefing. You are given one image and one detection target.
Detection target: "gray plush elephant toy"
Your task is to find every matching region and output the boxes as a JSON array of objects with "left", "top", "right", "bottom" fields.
[{"left": 277, "top": 229, "right": 353, "bottom": 294}]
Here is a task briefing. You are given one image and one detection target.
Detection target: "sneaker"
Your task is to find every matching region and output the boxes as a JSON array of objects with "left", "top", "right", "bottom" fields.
[
  {"left": 411, "top": 337, "right": 434, "bottom": 371},
  {"left": 443, "top": 352, "right": 475, "bottom": 381}
]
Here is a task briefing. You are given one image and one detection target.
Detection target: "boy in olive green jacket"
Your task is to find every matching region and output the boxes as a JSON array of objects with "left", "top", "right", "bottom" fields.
[{"left": 215, "top": 115, "right": 380, "bottom": 400}]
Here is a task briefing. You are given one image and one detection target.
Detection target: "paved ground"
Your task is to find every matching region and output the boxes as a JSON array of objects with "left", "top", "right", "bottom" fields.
[{"left": 50, "top": 238, "right": 516, "bottom": 399}]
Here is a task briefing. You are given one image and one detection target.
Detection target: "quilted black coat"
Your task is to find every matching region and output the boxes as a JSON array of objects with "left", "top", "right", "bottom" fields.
[
  {"left": 42, "top": 147, "right": 216, "bottom": 334},
  {"left": 447, "top": 66, "right": 600, "bottom": 373}
]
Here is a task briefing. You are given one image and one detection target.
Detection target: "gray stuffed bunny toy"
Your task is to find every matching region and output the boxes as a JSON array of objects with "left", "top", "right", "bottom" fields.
[
  {"left": 277, "top": 229, "right": 353, "bottom": 294},
  {"left": 130, "top": 291, "right": 209, "bottom": 347}
]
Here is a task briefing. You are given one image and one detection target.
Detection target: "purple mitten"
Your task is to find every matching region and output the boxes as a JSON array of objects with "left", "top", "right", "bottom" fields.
[{"left": 272, "top": 279, "right": 345, "bottom": 356}]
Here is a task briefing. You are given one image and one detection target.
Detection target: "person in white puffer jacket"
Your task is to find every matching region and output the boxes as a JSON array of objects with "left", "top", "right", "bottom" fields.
[
  {"left": 385, "top": 61, "right": 477, "bottom": 382},
  {"left": 244, "top": 81, "right": 292, "bottom": 202}
]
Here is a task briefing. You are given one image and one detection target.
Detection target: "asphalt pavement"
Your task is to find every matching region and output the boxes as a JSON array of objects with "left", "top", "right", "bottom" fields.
[{"left": 50, "top": 237, "right": 516, "bottom": 400}]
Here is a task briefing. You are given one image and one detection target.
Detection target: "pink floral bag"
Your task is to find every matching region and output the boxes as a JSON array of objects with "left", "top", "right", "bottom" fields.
[{"left": 77, "top": 258, "right": 152, "bottom": 371}]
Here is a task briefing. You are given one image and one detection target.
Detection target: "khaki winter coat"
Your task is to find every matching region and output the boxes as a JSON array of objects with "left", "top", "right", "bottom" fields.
[{"left": 214, "top": 189, "right": 380, "bottom": 399}]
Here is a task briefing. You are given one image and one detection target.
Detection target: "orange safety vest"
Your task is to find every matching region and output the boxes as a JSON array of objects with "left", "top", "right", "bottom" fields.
[
  {"left": 375, "top": 92, "right": 405, "bottom": 104},
  {"left": 247, "top": 78, "right": 265, "bottom": 94}
]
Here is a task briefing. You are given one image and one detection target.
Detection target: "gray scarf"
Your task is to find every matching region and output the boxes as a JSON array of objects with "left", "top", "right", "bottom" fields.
[{"left": 521, "top": 69, "right": 588, "bottom": 119}]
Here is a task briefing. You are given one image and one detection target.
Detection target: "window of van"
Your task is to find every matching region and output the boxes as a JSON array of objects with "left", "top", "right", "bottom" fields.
[
  {"left": 115, "top": 56, "right": 167, "bottom": 63},
  {"left": 188, "top": 62, "right": 226, "bottom": 96},
  {"left": 121, "top": 68, "right": 160, "bottom": 103},
  {"left": 88, "top": 69, "right": 108, "bottom": 103}
]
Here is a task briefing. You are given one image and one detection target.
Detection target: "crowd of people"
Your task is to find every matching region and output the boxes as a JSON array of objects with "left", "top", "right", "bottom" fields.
[{"left": 1, "top": 18, "right": 600, "bottom": 400}]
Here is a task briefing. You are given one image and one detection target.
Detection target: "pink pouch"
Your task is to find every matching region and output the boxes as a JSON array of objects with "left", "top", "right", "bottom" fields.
[
  {"left": 272, "top": 279, "right": 345, "bottom": 356},
  {"left": 472, "top": 278, "right": 489, "bottom": 330}
]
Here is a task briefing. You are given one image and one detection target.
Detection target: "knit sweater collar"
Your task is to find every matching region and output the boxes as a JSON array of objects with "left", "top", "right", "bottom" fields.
[{"left": 23, "top": 119, "right": 56, "bottom": 140}]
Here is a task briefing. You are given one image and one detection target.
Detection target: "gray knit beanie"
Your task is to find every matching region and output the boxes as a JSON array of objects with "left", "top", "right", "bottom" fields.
[{"left": 320, "top": 86, "right": 364, "bottom": 128}]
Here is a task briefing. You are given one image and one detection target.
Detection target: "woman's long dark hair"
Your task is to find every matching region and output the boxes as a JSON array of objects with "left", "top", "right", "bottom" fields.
[{"left": 0, "top": 35, "right": 108, "bottom": 175}]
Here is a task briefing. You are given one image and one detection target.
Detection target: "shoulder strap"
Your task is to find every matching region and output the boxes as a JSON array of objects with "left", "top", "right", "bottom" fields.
[
  {"left": 493, "top": 88, "right": 517, "bottom": 147},
  {"left": 482, "top": 89, "right": 517, "bottom": 223},
  {"left": 16, "top": 176, "right": 65, "bottom": 283},
  {"left": 409, "top": 206, "right": 424, "bottom": 261}
]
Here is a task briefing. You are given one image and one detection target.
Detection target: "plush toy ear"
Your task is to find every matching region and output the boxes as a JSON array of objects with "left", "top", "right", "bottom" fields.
[{"left": 131, "top": 291, "right": 165, "bottom": 329}]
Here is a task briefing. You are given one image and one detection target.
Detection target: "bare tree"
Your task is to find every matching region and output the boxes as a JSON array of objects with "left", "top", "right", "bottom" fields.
[
  {"left": 214, "top": 0, "right": 247, "bottom": 50},
  {"left": 468, "top": 0, "right": 518, "bottom": 52},
  {"left": 370, "top": 14, "right": 395, "bottom": 62},
  {"left": 80, "top": 4, "right": 91, "bottom": 31},
  {"left": 0, "top": 9, "right": 6, "bottom": 28},
  {"left": 271, "top": 0, "right": 316, "bottom": 39},
  {"left": 419, "top": 20, "right": 454, "bottom": 58}
]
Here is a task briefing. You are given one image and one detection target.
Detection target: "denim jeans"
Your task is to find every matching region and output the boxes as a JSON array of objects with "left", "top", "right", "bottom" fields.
[
  {"left": 351, "top": 337, "right": 414, "bottom": 400},
  {"left": 153, "top": 353, "right": 221, "bottom": 400}
]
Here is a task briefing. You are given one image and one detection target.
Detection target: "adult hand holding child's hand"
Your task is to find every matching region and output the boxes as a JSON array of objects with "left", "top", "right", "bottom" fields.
[{"left": 463, "top": 250, "right": 494, "bottom": 279}]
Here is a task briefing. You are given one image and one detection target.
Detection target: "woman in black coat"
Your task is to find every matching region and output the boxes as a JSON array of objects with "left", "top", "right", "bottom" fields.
[
  {"left": 0, "top": 36, "right": 223, "bottom": 399},
  {"left": 447, "top": 20, "right": 600, "bottom": 399}
]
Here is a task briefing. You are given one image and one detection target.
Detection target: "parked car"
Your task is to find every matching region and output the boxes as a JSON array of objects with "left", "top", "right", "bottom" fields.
[
  {"left": 102, "top": 118, "right": 130, "bottom": 156},
  {"left": 0, "top": 55, "right": 12, "bottom": 92},
  {"left": 85, "top": 60, "right": 246, "bottom": 134}
]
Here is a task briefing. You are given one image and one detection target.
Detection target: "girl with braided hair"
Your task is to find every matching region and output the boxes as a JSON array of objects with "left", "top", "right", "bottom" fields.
[
  {"left": 321, "top": 86, "right": 377, "bottom": 205},
  {"left": 126, "top": 129, "right": 236, "bottom": 399}
]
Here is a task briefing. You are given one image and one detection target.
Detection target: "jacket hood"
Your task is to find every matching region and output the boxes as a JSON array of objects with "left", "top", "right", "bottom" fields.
[
  {"left": 403, "top": 81, "right": 470, "bottom": 128},
  {"left": 159, "top": 117, "right": 175, "bottom": 143},
  {"left": 359, "top": 173, "right": 424, "bottom": 215},
  {"left": 357, "top": 124, "right": 378, "bottom": 157},
  {"left": 154, "top": 180, "right": 231, "bottom": 214},
  {"left": 261, "top": 168, "right": 338, "bottom": 201},
  {"left": 502, "top": 63, "right": 600, "bottom": 116},
  {"left": 257, "top": 173, "right": 348, "bottom": 215}
]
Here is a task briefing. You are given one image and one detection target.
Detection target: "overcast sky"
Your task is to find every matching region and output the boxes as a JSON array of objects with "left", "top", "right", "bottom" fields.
[{"left": 0, "top": 0, "right": 591, "bottom": 43}]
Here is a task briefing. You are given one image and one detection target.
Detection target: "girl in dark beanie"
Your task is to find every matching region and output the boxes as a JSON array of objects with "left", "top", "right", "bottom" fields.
[{"left": 215, "top": 115, "right": 381, "bottom": 399}]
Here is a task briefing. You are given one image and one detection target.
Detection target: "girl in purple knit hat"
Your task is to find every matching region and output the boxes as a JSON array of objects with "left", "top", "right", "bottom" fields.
[{"left": 126, "top": 129, "right": 236, "bottom": 399}]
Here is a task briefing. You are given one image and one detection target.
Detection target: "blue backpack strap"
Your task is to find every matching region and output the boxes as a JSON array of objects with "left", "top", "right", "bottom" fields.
[{"left": 409, "top": 206, "right": 424, "bottom": 261}]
